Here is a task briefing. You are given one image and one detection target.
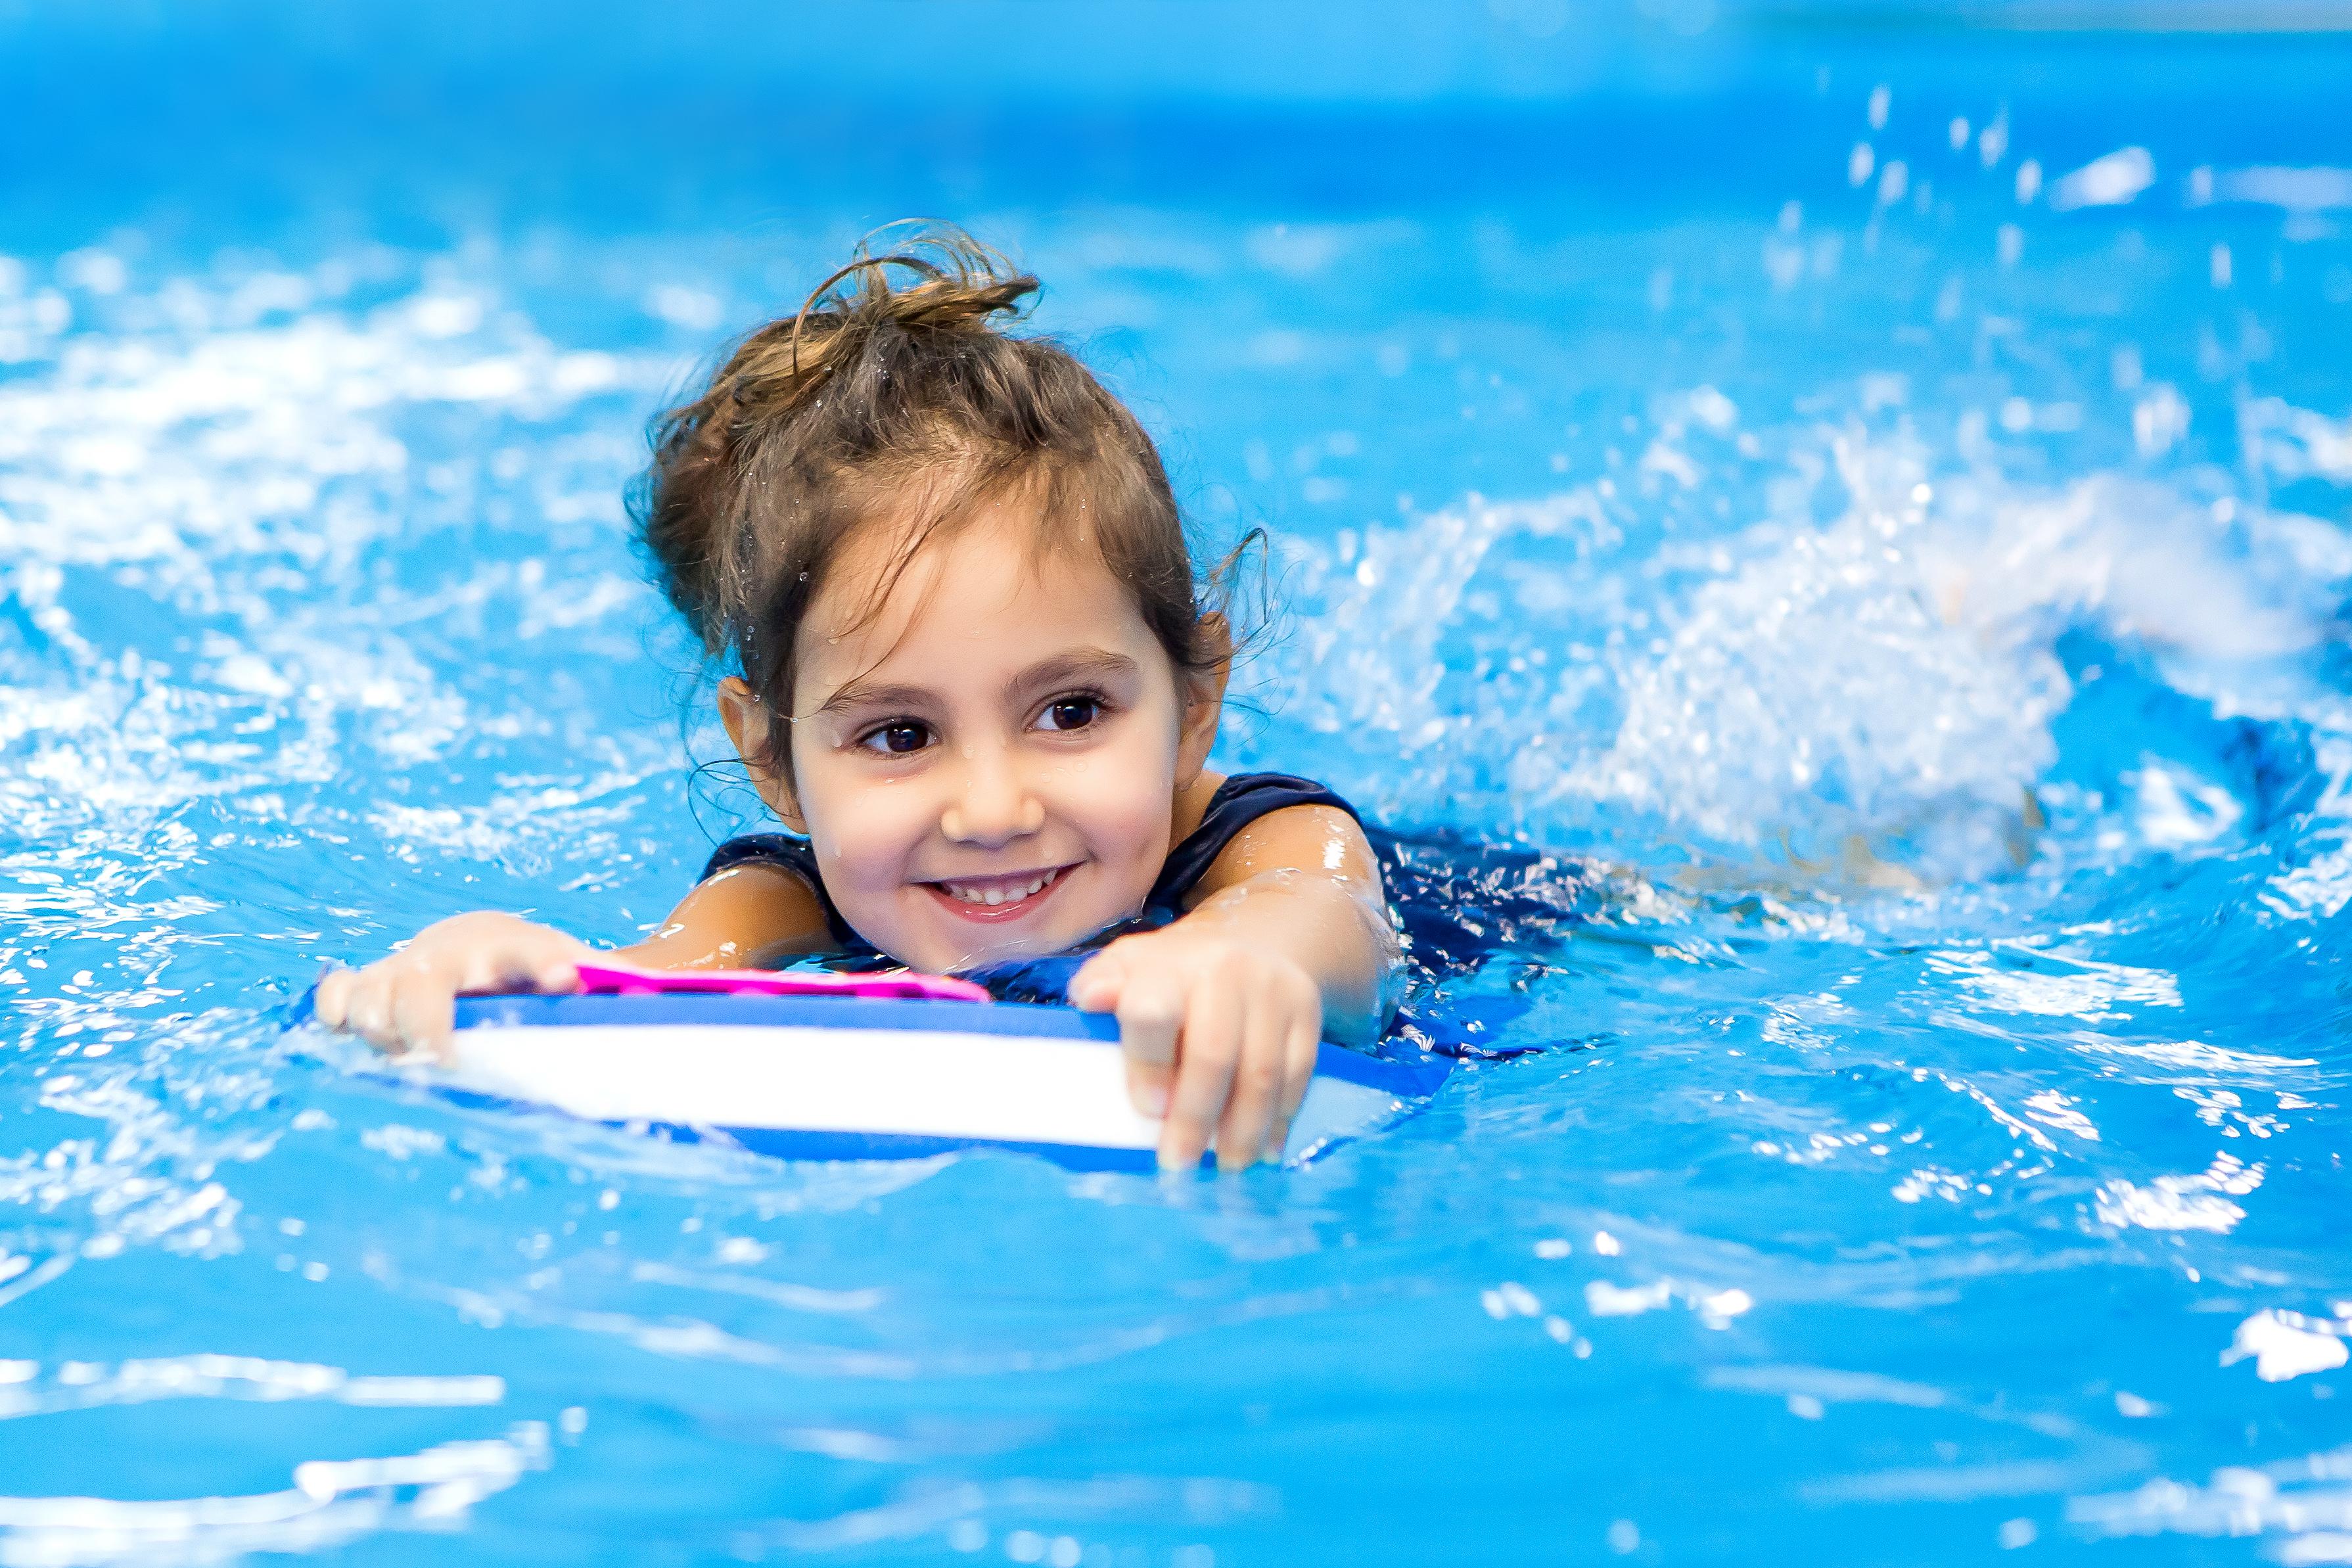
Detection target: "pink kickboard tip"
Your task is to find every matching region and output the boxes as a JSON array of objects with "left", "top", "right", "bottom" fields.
[{"left": 573, "top": 959, "right": 990, "bottom": 1003}]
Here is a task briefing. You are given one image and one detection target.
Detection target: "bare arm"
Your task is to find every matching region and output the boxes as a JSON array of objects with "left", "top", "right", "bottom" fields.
[
  {"left": 1178, "top": 804, "right": 1398, "bottom": 1044},
  {"left": 1068, "top": 803, "right": 1400, "bottom": 1171},
  {"left": 315, "top": 861, "right": 835, "bottom": 1057},
  {"left": 611, "top": 862, "right": 835, "bottom": 969}
]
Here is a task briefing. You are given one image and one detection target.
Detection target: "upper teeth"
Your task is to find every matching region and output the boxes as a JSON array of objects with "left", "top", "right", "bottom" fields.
[{"left": 946, "top": 872, "right": 1053, "bottom": 906}]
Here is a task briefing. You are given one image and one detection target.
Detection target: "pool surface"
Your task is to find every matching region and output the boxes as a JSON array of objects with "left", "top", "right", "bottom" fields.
[{"left": 3, "top": 3, "right": 2350, "bottom": 1563}]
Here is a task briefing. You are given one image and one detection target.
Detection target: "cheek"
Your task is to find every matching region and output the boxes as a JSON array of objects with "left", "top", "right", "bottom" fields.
[
  {"left": 795, "top": 765, "right": 935, "bottom": 886},
  {"left": 1052, "top": 727, "right": 1181, "bottom": 870}
]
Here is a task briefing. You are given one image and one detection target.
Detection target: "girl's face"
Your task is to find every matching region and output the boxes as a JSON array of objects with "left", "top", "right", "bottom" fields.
[{"left": 720, "top": 507, "right": 1224, "bottom": 973}]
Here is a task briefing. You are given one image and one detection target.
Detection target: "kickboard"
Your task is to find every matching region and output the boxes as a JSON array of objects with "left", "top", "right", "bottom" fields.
[{"left": 417, "top": 989, "right": 1453, "bottom": 1172}]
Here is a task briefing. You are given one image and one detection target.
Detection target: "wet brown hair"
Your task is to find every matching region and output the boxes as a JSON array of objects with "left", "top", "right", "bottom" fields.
[{"left": 634, "top": 223, "right": 1236, "bottom": 777}]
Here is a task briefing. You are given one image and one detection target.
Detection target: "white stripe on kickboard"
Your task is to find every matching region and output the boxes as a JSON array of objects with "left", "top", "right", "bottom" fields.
[{"left": 448, "top": 1023, "right": 1409, "bottom": 1159}]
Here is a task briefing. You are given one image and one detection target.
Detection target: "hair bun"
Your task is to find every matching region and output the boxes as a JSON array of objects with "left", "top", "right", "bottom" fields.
[
  {"left": 787, "top": 225, "right": 1036, "bottom": 379},
  {"left": 696, "top": 225, "right": 1039, "bottom": 427}
]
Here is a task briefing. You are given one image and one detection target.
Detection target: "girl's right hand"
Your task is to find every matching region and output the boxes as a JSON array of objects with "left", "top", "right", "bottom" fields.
[{"left": 312, "top": 913, "right": 591, "bottom": 1061}]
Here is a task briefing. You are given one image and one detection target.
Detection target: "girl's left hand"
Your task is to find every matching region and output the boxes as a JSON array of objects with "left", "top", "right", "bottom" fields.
[{"left": 1067, "top": 929, "right": 1323, "bottom": 1172}]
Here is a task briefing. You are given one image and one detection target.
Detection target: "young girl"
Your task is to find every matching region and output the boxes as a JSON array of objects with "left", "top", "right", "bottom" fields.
[{"left": 316, "top": 227, "right": 1399, "bottom": 1172}]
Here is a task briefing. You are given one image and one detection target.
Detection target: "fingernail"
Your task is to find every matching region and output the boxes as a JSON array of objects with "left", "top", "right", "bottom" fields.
[{"left": 1133, "top": 1081, "right": 1169, "bottom": 1118}]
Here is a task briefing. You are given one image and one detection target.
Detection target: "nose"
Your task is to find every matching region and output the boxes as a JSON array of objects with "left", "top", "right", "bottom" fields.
[{"left": 939, "top": 744, "right": 1045, "bottom": 848}]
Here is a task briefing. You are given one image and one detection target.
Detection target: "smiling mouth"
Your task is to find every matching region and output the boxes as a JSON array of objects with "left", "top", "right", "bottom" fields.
[{"left": 922, "top": 864, "right": 1076, "bottom": 922}]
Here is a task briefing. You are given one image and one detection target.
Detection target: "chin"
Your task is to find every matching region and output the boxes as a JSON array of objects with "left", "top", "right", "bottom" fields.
[{"left": 915, "top": 918, "right": 1091, "bottom": 974}]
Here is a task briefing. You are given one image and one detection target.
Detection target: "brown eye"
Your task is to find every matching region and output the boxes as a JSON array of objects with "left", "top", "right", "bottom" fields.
[
  {"left": 1038, "top": 697, "right": 1101, "bottom": 733},
  {"left": 859, "top": 722, "right": 932, "bottom": 755}
]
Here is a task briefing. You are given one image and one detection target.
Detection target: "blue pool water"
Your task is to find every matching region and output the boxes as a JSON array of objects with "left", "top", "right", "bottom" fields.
[{"left": 3, "top": 4, "right": 2351, "bottom": 1561}]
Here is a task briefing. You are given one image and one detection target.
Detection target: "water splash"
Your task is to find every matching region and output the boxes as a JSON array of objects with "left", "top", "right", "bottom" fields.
[{"left": 1258, "top": 409, "right": 2351, "bottom": 885}]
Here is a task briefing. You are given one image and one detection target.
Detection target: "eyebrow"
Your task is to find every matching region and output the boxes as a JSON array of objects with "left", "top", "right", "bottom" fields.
[
  {"left": 810, "top": 680, "right": 937, "bottom": 720},
  {"left": 808, "top": 649, "right": 1141, "bottom": 720},
  {"left": 1011, "top": 649, "right": 1140, "bottom": 696}
]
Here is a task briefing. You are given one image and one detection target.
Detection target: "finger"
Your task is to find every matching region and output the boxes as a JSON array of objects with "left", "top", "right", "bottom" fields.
[
  {"left": 1114, "top": 970, "right": 1184, "bottom": 1120},
  {"left": 344, "top": 973, "right": 399, "bottom": 1053},
  {"left": 1264, "top": 1009, "right": 1321, "bottom": 1165},
  {"left": 1066, "top": 949, "right": 1123, "bottom": 1013},
  {"left": 497, "top": 931, "right": 582, "bottom": 995},
  {"left": 388, "top": 969, "right": 457, "bottom": 1063},
  {"left": 525, "top": 944, "right": 582, "bottom": 994},
  {"left": 1161, "top": 973, "right": 1241, "bottom": 1173},
  {"left": 452, "top": 934, "right": 580, "bottom": 1000},
  {"left": 1215, "top": 984, "right": 1289, "bottom": 1173},
  {"left": 460, "top": 943, "right": 532, "bottom": 997},
  {"left": 313, "top": 969, "right": 351, "bottom": 1028}
]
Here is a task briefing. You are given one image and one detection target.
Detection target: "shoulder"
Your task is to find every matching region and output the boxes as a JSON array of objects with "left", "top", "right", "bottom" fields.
[
  {"left": 1199, "top": 798, "right": 1375, "bottom": 888},
  {"left": 1161, "top": 771, "right": 1361, "bottom": 877},
  {"left": 693, "top": 832, "right": 869, "bottom": 954},
  {"left": 624, "top": 837, "right": 835, "bottom": 968},
  {"left": 1173, "top": 773, "right": 1378, "bottom": 908}
]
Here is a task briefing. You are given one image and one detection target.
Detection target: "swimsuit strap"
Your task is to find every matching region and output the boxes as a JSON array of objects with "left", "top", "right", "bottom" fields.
[
  {"left": 697, "top": 771, "right": 1360, "bottom": 959},
  {"left": 1144, "top": 772, "right": 1358, "bottom": 914}
]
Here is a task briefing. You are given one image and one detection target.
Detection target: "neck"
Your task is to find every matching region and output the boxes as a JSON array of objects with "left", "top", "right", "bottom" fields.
[{"left": 1170, "top": 768, "right": 1226, "bottom": 847}]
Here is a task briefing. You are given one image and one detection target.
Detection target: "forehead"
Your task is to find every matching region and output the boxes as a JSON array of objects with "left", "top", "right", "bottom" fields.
[{"left": 793, "top": 505, "right": 1161, "bottom": 699}]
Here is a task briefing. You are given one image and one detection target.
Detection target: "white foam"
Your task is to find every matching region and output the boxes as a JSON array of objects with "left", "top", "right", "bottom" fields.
[
  {"left": 2071, "top": 1442, "right": 2352, "bottom": 1556},
  {"left": 2094, "top": 1155, "right": 2264, "bottom": 1235},
  {"left": 0, "top": 1356, "right": 505, "bottom": 1422},
  {"left": 2223, "top": 1310, "right": 2351, "bottom": 1383},
  {"left": 2049, "top": 147, "right": 2156, "bottom": 211}
]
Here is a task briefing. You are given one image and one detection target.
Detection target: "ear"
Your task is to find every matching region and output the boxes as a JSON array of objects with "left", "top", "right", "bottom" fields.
[
  {"left": 1173, "top": 614, "right": 1233, "bottom": 789},
  {"left": 717, "top": 676, "right": 808, "bottom": 833}
]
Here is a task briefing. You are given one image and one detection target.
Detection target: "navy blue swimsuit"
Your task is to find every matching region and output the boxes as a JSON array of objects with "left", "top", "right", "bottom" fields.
[
  {"left": 699, "top": 772, "right": 1543, "bottom": 1057},
  {"left": 699, "top": 772, "right": 1358, "bottom": 982}
]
